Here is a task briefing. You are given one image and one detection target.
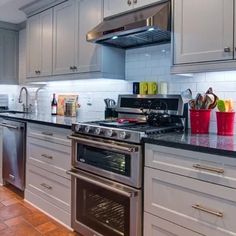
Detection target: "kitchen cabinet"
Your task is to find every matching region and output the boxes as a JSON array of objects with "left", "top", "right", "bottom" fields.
[
  {"left": 144, "top": 144, "right": 236, "bottom": 236},
  {"left": 104, "top": 0, "right": 133, "bottom": 18},
  {"left": 104, "top": 0, "right": 161, "bottom": 18},
  {"left": 53, "top": 0, "right": 77, "bottom": 75},
  {"left": 144, "top": 213, "right": 202, "bottom": 236},
  {"left": 27, "top": 8, "right": 53, "bottom": 78},
  {"left": 25, "top": 0, "right": 125, "bottom": 81},
  {"left": 0, "top": 29, "right": 18, "bottom": 84},
  {"left": 173, "top": 0, "right": 233, "bottom": 64},
  {"left": 25, "top": 123, "right": 71, "bottom": 227}
]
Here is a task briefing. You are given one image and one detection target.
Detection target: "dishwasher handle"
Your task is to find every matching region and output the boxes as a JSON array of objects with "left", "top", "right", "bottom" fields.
[{"left": 0, "top": 123, "right": 19, "bottom": 130}]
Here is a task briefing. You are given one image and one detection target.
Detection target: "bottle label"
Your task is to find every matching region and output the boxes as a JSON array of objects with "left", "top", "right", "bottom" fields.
[{"left": 51, "top": 106, "right": 57, "bottom": 115}]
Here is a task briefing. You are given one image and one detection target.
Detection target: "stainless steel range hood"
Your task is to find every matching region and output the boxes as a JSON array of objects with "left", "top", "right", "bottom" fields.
[{"left": 86, "top": 1, "right": 171, "bottom": 49}]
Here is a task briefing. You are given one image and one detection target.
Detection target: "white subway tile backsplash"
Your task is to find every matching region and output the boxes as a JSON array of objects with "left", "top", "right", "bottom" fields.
[{"left": 125, "top": 43, "right": 236, "bottom": 133}]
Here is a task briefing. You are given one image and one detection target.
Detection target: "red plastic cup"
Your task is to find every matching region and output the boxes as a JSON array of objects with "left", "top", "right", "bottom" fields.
[
  {"left": 190, "top": 109, "right": 211, "bottom": 134},
  {"left": 216, "top": 112, "right": 235, "bottom": 136}
]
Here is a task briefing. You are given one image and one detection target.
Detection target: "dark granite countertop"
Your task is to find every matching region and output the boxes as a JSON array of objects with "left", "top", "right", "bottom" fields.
[
  {"left": 0, "top": 112, "right": 78, "bottom": 129},
  {"left": 144, "top": 131, "right": 236, "bottom": 158}
]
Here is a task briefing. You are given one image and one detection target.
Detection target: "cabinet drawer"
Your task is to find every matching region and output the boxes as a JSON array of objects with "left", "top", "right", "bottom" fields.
[
  {"left": 144, "top": 212, "right": 202, "bottom": 236},
  {"left": 145, "top": 144, "right": 236, "bottom": 189},
  {"left": 27, "top": 137, "right": 71, "bottom": 179},
  {"left": 145, "top": 167, "right": 236, "bottom": 236},
  {"left": 26, "top": 164, "right": 71, "bottom": 212},
  {"left": 27, "top": 123, "right": 71, "bottom": 146}
]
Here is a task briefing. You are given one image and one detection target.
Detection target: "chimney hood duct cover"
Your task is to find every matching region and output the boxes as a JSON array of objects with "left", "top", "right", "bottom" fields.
[{"left": 86, "top": 1, "right": 171, "bottom": 49}]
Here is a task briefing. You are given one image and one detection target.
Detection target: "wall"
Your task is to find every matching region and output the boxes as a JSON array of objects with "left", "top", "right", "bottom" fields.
[
  {"left": 11, "top": 29, "right": 236, "bottom": 132},
  {"left": 126, "top": 43, "right": 236, "bottom": 133}
]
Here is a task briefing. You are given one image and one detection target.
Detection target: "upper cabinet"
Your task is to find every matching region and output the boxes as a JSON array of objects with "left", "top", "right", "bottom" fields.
[
  {"left": 27, "top": 8, "right": 53, "bottom": 78},
  {"left": 104, "top": 0, "right": 133, "bottom": 18},
  {"left": 24, "top": 0, "right": 125, "bottom": 81},
  {"left": 104, "top": 0, "right": 161, "bottom": 18},
  {"left": 172, "top": 0, "right": 236, "bottom": 73},
  {"left": 0, "top": 29, "right": 18, "bottom": 84},
  {"left": 53, "top": 0, "right": 77, "bottom": 75}
]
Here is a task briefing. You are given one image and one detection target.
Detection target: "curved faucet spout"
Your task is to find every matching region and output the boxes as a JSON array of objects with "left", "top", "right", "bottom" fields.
[{"left": 18, "top": 87, "right": 30, "bottom": 112}]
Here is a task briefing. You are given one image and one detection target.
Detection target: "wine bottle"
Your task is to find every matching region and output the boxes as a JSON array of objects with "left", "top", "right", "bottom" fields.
[{"left": 51, "top": 93, "right": 57, "bottom": 115}]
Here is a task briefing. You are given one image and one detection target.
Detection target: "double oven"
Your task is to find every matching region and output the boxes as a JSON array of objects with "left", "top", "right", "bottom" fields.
[{"left": 67, "top": 134, "right": 142, "bottom": 236}]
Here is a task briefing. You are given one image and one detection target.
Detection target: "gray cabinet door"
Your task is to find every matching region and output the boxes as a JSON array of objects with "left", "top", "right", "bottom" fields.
[
  {"left": 104, "top": 0, "right": 133, "bottom": 18},
  {"left": 27, "top": 14, "right": 41, "bottom": 77},
  {"left": 53, "top": 0, "right": 78, "bottom": 75},
  {"left": 39, "top": 8, "right": 53, "bottom": 77},
  {"left": 27, "top": 8, "right": 53, "bottom": 78},
  {"left": 77, "top": 0, "right": 102, "bottom": 73},
  {"left": 0, "top": 29, "right": 18, "bottom": 84}
]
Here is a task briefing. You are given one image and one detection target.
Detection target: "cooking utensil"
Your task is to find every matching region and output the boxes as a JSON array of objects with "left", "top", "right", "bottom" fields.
[
  {"left": 195, "top": 93, "right": 204, "bottom": 109},
  {"left": 104, "top": 98, "right": 116, "bottom": 108}
]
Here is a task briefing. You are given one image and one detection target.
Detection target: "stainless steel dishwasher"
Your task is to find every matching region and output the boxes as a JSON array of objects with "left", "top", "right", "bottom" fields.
[{"left": 0, "top": 119, "right": 26, "bottom": 191}]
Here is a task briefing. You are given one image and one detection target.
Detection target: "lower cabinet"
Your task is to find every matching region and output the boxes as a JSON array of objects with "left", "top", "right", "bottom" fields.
[
  {"left": 144, "top": 144, "right": 236, "bottom": 236},
  {"left": 144, "top": 213, "right": 201, "bottom": 236},
  {"left": 25, "top": 123, "right": 71, "bottom": 227}
]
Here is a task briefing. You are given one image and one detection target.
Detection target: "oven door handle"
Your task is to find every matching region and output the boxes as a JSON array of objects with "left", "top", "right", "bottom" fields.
[
  {"left": 67, "top": 170, "right": 138, "bottom": 198},
  {"left": 67, "top": 135, "right": 139, "bottom": 153}
]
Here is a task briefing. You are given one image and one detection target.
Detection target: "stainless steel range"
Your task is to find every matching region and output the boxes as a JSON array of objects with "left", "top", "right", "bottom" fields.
[{"left": 67, "top": 94, "right": 186, "bottom": 236}]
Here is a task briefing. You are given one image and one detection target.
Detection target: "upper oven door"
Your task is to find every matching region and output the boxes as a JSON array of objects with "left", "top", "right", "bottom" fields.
[{"left": 68, "top": 135, "right": 142, "bottom": 188}]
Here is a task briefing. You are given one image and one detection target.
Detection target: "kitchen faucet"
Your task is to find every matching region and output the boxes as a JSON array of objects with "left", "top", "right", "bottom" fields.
[{"left": 18, "top": 87, "right": 31, "bottom": 113}]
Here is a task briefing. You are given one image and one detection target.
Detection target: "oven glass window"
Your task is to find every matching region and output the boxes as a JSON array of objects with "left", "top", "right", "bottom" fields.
[
  {"left": 77, "top": 144, "right": 131, "bottom": 176},
  {"left": 76, "top": 178, "right": 130, "bottom": 236}
]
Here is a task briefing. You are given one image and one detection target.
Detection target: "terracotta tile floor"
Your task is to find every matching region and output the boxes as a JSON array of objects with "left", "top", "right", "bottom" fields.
[{"left": 0, "top": 185, "right": 81, "bottom": 236}]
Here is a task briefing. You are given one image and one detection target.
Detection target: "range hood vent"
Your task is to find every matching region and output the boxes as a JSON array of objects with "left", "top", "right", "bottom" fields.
[{"left": 87, "top": 1, "right": 171, "bottom": 49}]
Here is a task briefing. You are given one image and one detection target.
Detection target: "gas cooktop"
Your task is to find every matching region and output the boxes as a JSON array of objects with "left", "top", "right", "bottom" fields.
[
  {"left": 72, "top": 95, "right": 187, "bottom": 144},
  {"left": 72, "top": 120, "right": 183, "bottom": 144}
]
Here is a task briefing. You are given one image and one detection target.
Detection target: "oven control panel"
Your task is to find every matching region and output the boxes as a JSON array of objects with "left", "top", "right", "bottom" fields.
[{"left": 72, "top": 123, "right": 145, "bottom": 143}]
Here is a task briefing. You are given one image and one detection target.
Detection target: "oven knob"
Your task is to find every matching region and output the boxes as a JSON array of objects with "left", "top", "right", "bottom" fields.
[
  {"left": 106, "top": 129, "right": 115, "bottom": 137},
  {"left": 75, "top": 124, "right": 81, "bottom": 132},
  {"left": 94, "top": 127, "right": 101, "bottom": 135},
  {"left": 119, "top": 131, "right": 130, "bottom": 139},
  {"left": 84, "top": 126, "right": 90, "bottom": 133}
]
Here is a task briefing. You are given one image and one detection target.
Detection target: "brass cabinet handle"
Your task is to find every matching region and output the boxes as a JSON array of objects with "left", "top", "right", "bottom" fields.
[
  {"left": 224, "top": 47, "right": 231, "bottom": 53},
  {"left": 127, "top": 0, "right": 132, "bottom": 6},
  {"left": 192, "top": 204, "right": 223, "bottom": 217},
  {"left": 41, "top": 131, "right": 53, "bottom": 136},
  {"left": 41, "top": 154, "right": 53, "bottom": 159},
  {"left": 40, "top": 183, "right": 52, "bottom": 190},
  {"left": 192, "top": 164, "right": 224, "bottom": 174}
]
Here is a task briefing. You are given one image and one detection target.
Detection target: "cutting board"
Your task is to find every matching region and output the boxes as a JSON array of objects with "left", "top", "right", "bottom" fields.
[{"left": 57, "top": 95, "right": 78, "bottom": 116}]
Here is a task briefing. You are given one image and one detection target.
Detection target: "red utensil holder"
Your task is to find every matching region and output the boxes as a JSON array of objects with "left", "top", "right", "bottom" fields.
[
  {"left": 190, "top": 109, "right": 211, "bottom": 134},
  {"left": 216, "top": 112, "right": 235, "bottom": 136}
]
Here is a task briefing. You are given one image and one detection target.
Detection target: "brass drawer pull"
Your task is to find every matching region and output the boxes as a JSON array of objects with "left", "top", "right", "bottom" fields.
[
  {"left": 40, "top": 183, "right": 52, "bottom": 190},
  {"left": 41, "top": 154, "right": 53, "bottom": 159},
  {"left": 41, "top": 131, "right": 53, "bottom": 136},
  {"left": 192, "top": 204, "right": 223, "bottom": 217},
  {"left": 192, "top": 164, "right": 224, "bottom": 174}
]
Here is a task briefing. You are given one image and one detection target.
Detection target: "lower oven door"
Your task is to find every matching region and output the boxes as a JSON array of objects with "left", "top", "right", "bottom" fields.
[
  {"left": 68, "top": 135, "right": 142, "bottom": 188},
  {"left": 67, "top": 169, "right": 142, "bottom": 236}
]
